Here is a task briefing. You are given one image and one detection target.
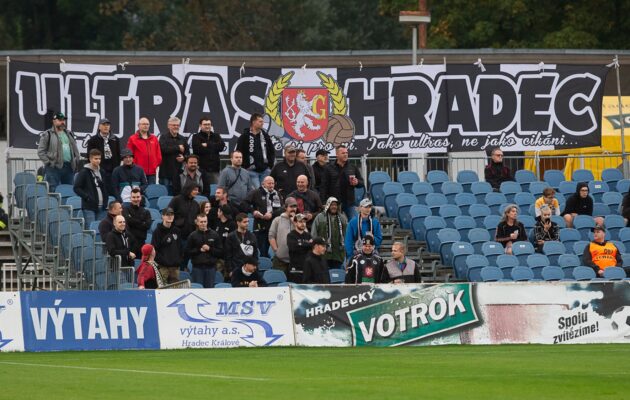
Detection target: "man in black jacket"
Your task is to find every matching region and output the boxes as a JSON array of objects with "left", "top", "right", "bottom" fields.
[
  {"left": 74, "top": 149, "right": 109, "bottom": 228},
  {"left": 311, "top": 149, "right": 329, "bottom": 193},
  {"left": 151, "top": 207, "right": 182, "bottom": 284},
  {"left": 270, "top": 144, "right": 311, "bottom": 198},
  {"left": 186, "top": 213, "right": 223, "bottom": 288},
  {"left": 320, "top": 145, "right": 364, "bottom": 220},
  {"left": 158, "top": 116, "right": 188, "bottom": 194},
  {"left": 168, "top": 181, "right": 201, "bottom": 240},
  {"left": 99, "top": 200, "right": 122, "bottom": 241},
  {"left": 111, "top": 149, "right": 148, "bottom": 203},
  {"left": 287, "top": 213, "right": 312, "bottom": 282},
  {"left": 225, "top": 213, "right": 258, "bottom": 273},
  {"left": 231, "top": 256, "right": 265, "bottom": 287},
  {"left": 105, "top": 215, "right": 136, "bottom": 268},
  {"left": 122, "top": 188, "right": 151, "bottom": 255},
  {"left": 191, "top": 116, "right": 226, "bottom": 184},
  {"left": 236, "top": 113, "right": 276, "bottom": 187},
  {"left": 245, "top": 176, "right": 283, "bottom": 259},
  {"left": 86, "top": 118, "right": 120, "bottom": 196},
  {"left": 302, "top": 237, "right": 330, "bottom": 284},
  {"left": 172, "top": 154, "right": 209, "bottom": 197}
]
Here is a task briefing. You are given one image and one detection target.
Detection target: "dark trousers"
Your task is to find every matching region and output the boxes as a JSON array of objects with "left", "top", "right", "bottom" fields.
[
  {"left": 192, "top": 266, "right": 216, "bottom": 288},
  {"left": 255, "top": 230, "right": 270, "bottom": 258}
]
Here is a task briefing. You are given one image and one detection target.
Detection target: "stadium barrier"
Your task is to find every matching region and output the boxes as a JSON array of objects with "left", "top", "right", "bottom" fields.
[{"left": 2, "top": 282, "right": 630, "bottom": 352}]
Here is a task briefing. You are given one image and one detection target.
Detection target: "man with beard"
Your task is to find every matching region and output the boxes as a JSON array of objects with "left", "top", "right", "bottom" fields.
[
  {"left": 287, "top": 213, "right": 313, "bottom": 283},
  {"left": 484, "top": 147, "right": 513, "bottom": 191},
  {"left": 209, "top": 186, "right": 240, "bottom": 228},
  {"left": 37, "top": 111, "right": 81, "bottom": 191},
  {"left": 311, "top": 197, "right": 347, "bottom": 269},
  {"left": 345, "top": 235, "right": 384, "bottom": 284},
  {"left": 173, "top": 154, "right": 209, "bottom": 196},
  {"left": 270, "top": 144, "right": 310, "bottom": 198},
  {"left": 236, "top": 112, "right": 275, "bottom": 187},
  {"left": 245, "top": 175, "right": 283, "bottom": 258},
  {"left": 191, "top": 116, "right": 226, "bottom": 184},
  {"left": 158, "top": 116, "right": 188, "bottom": 194},
  {"left": 111, "top": 148, "right": 148, "bottom": 204},
  {"left": 86, "top": 117, "right": 120, "bottom": 196},
  {"left": 288, "top": 174, "right": 322, "bottom": 228},
  {"left": 225, "top": 213, "right": 258, "bottom": 273},
  {"left": 126, "top": 117, "right": 162, "bottom": 184},
  {"left": 218, "top": 150, "right": 256, "bottom": 209},
  {"left": 269, "top": 197, "right": 298, "bottom": 273},
  {"left": 122, "top": 188, "right": 151, "bottom": 255}
]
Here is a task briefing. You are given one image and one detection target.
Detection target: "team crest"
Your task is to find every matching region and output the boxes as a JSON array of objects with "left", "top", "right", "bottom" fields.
[{"left": 264, "top": 71, "right": 355, "bottom": 147}]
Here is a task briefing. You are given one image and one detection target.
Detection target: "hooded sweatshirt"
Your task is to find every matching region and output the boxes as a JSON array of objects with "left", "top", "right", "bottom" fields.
[
  {"left": 73, "top": 162, "right": 107, "bottom": 211},
  {"left": 562, "top": 182, "right": 593, "bottom": 216}
]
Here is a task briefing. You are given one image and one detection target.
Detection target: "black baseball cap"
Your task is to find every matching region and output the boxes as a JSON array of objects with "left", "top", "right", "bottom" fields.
[
  {"left": 362, "top": 234, "right": 375, "bottom": 246},
  {"left": 243, "top": 256, "right": 259, "bottom": 266},
  {"left": 312, "top": 237, "right": 327, "bottom": 246},
  {"left": 99, "top": 117, "right": 111, "bottom": 125},
  {"left": 53, "top": 112, "right": 66, "bottom": 120},
  {"left": 315, "top": 149, "right": 328, "bottom": 157},
  {"left": 162, "top": 207, "right": 175, "bottom": 215}
]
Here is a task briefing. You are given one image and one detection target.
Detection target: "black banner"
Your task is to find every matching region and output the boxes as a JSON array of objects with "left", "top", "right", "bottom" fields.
[{"left": 8, "top": 61, "right": 608, "bottom": 155}]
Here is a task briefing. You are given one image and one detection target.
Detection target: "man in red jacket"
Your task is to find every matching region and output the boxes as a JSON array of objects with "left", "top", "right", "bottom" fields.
[{"left": 126, "top": 117, "right": 162, "bottom": 184}]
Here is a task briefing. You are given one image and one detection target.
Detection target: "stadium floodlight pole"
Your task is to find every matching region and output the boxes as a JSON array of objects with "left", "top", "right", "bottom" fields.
[
  {"left": 399, "top": 2, "right": 431, "bottom": 65},
  {"left": 608, "top": 56, "right": 628, "bottom": 178}
]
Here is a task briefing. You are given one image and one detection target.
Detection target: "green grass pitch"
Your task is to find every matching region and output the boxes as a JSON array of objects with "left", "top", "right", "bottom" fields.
[{"left": 1, "top": 344, "right": 629, "bottom": 399}]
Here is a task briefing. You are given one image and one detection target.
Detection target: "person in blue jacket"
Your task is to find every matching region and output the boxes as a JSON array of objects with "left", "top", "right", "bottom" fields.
[{"left": 345, "top": 198, "right": 382, "bottom": 259}]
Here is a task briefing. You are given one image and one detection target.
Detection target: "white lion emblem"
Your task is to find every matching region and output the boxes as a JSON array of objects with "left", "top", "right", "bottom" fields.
[{"left": 284, "top": 91, "right": 322, "bottom": 138}]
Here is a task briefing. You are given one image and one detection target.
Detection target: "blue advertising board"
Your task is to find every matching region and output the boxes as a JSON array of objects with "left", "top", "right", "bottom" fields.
[{"left": 21, "top": 291, "right": 160, "bottom": 351}]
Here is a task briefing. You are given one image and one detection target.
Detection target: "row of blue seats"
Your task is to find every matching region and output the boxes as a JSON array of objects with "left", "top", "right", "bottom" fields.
[{"left": 476, "top": 265, "right": 628, "bottom": 282}]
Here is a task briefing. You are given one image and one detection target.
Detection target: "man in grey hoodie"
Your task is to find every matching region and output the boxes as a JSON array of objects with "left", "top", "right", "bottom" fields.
[
  {"left": 74, "top": 149, "right": 109, "bottom": 227},
  {"left": 37, "top": 111, "right": 81, "bottom": 191},
  {"left": 217, "top": 150, "right": 255, "bottom": 210}
]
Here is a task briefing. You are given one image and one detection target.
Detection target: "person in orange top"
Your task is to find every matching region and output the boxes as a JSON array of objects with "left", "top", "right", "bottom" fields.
[
  {"left": 582, "top": 225, "right": 623, "bottom": 277},
  {"left": 126, "top": 117, "right": 162, "bottom": 184}
]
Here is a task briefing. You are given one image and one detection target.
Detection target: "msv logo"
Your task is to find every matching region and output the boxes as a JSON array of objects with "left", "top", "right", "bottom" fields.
[
  {"left": 167, "top": 292, "right": 282, "bottom": 347},
  {"left": 21, "top": 291, "right": 160, "bottom": 351}
]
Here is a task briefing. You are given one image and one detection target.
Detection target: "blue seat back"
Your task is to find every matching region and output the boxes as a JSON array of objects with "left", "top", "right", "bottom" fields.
[
  {"left": 483, "top": 215, "right": 501, "bottom": 240},
  {"left": 515, "top": 170, "right": 537, "bottom": 191},
  {"left": 438, "top": 204, "right": 461, "bottom": 228},
  {"left": 466, "top": 254, "right": 489, "bottom": 282},
  {"left": 410, "top": 205, "right": 432, "bottom": 241},
  {"left": 573, "top": 266, "right": 596, "bottom": 281},
  {"left": 397, "top": 171, "right": 420, "bottom": 193},
  {"left": 511, "top": 266, "right": 534, "bottom": 281},
  {"left": 424, "top": 216, "right": 447, "bottom": 253},
  {"left": 441, "top": 181, "right": 463, "bottom": 204},
  {"left": 396, "top": 193, "right": 418, "bottom": 229},
  {"left": 541, "top": 266, "right": 565, "bottom": 281},
  {"left": 543, "top": 170, "right": 565, "bottom": 189},
  {"left": 602, "top": 168, "right": 623, "bottom": 192},
  {"left": 480, "top": 266, "right": 504, "bottom": 282},
  {"left": 603, "top": 267, "right": 626, "bottom": 280},
  {"left": 469, "top": 204, "right": 492, "bottom": 227},
  {"left": 411, "top": 182, "right": 434, "bottom": 204},
  {"left": 500, "top": 181, "right": 522, "bottom": 202},
  {"left": 456, "top": 170, "right": 479, "bottom": 193},
  {"left": 263, "top": 269, "right": 288, "bottom": 286},
  {"left": 454, "top": 193, "right": 476, "bottom": 215},
  {"left": 481, "top": 241, "right": 504, "bottom": 265},
  {"left": 329, "top": 269, "right": 346, "bottom": 283},
  {"left": 453, "top": 216, "right": 476, "bottom": 239},
  {"left": 471, "top": 181, "right": 493, "bottom": 203},
  {"left": 572, "top": 169, "right": 595, "bottom": 183},
  {"left": 468, "top": 228, "right": 491, "bottom": 253},
  {"left": 426, "top": 170, "right": 449, "bottom": 193},
  {"left": 451, "top": 241, "right": 475, "bottom": 279}
]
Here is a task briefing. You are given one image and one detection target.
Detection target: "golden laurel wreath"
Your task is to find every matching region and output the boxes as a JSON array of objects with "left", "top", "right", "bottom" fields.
[{"left": 264, "top": 70, "right": 348, "bottom": 128}]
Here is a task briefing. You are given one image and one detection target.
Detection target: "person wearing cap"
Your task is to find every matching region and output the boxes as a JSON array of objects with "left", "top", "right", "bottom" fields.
[
  {"left": 270, "top": 144, "right": 311, "bottom": 198},
  {"left": 311, "top": 196, "right": 348, "bottom": 269},
  {"left": 169, "top": 181, "right": 201, "bottom": 241},
  {"left": 312, "top": 149, "right": 330, "bottom": 193},
  {"left": 320, "top": 145, "right": 364, "bottom": 220},
  {"left": 346, "top": 234, "right": 384, "bottom": 284},
  {"left": 151, "top": 207, "right": 183, "bottom": 284},
  {"left": 269, "top": 197, "right": 299, "bottom": 272},
  {"left": 287, "top": 213, "right": 313, "bottom": 282},
  {"left": 495, "top": 204, "right": 528, "bottom": 255},
  {"left": 74, "top": 148, "right": 109, "bottom": 227},
  {"left": 186, "top": 213, "right": 223, "bottom": 288},
  {"left": 173, "top": 154, "right": 210, "bottom": 197},
  {"left": 302, "top": 237, "right": 331, "bottom": 284},
  {"left": 137, "top": 244, "right": 164, "bottom": 289},
  {"left": 345, "top": 197, "right": 383, "bottom": 258},
  {"left": 37, "top": 111, "right": 81, "bottom": 191},
  {"left": 86, "top": 117, "right": 121, "bottom": 196},
  {"left": 122, "top": 187, "right": 152, "bottom": 256},
  {"left": 210, "top": 203, "right": 237, "bottom": 279},
  {"left": 99, "top": 200, "right": 123, "bottom": 242},
  {"left": 583, "top": 224, "right": 624, "bottom": 277},
  {"left": 245, "top": 175, "right": 283, "bottom": 259},
  {"left": 191, "top": 115, "right": 226, "bottom": 184},
  {"left": 218, "top": 150, "right": 256, "bottom": 209},
  {"left": 105, "top": 215, "right": 137, "bottom": 268},
  {"left": 231, "top": 256, "right": 266, "bottom": 287},
  {"left": 288, "top": 174, "right": 322, "bottom": 229},
  {"left": 382, "top": 242, "right": 420, "bottom": 284},
  {"left": 159, "top": 116, "right": 189, "bottom": 194},
  {"left": 236, "top": 112, "right": 276, "bottom": 188},
  {"left": 225, "top": 213, "right": 259, "bottom": 273},
  {"left": 126, "top": 117, "right": 162, "bottom": 184},
  {"left": 111, "top": 148, "right": 148, "bottom": 203}
]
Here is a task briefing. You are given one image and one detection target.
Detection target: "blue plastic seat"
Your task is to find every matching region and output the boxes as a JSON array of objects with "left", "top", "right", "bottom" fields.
[
  {"left": 453, "top": 216, "right": 476, "bottom": 240},
  {"left": 471, "top": 181, "right": 493, "bottom": 204},
  {"left": 603, "top": 192, "right": 623, "bottom": 215},
  {"left": 451, "top": 241, "right": 475, "bottom": 279},
  {"left": 514, "top": 192, "right": 536, "bottom": 216},
  {"left": 573, "top": 266, "right": 596, "bottom": 281},
  {"left": 572, "top": 169, "right": 595, "bottom": 183},
  {"left": 543, "top": 241, "right": 566, "bottom": 265},
  {"left": 484, "top": 192, "right": 507, "bottom": 215},
  {"left": 511, "top": 266, "right": 534, "bottom": 281},
  {"left": 500, "top": 181, "right": 522, "bottom": 203},
  {"left": 526, "top": 253, "right": 550, "bottom": 279},
  {"left": 215, "top": 283, "right": 232, "bottom": 288},
  {"left": 558, "top": 181, "right": 577, "bottom": 197},
  {"left": 329, "top": 269, "right": 346, "bottom": 283},
  {"left": 411, "top": 182, "right": 434, "bottom": 204},
  {"left": 383, "top": 182, "right": 405, "bottom": 217},
  {"left": 605, "top": 215, "right": 625, "bottom": 240},
  {"left": 426, "top": 193, "right": 448, "bottom": 216},
  {"left": 588, "top": 181, "right": 609, "bottom": 203},
  {"left": 454, "top": 193, "right": 476, "bottom": 216},
  {"left": 573, "top": 215, "right": 595, "bottom": 241},
  {"left": 157, "top": 196, "right": 173, "bottom": 211},
  {"left": 437, "top": 228, "right": 461, "bottom": 266},
  {"left": 145, "top": 184, "right": 169, "bottom": 208},
  {"left": 66, "top": 195, "right": 83, "bottom": 218},
  {"left": 263, "top": 269, "right": 288, "bottom": 286},
  {"left": 146, "top": 208, "right": 162, "bottom": 222},
  {"left": 551, "top": 215, "right": 566, "bottom": 228},
  {"left": 465, "top": 254, "right": 489, "bottom": 282},
  {"left": 258, "top": 257, "right": 273, "bottom": 271},
  {"left": 480, "top": 266, "right": 505, "bottom": 282},
  {"left": 468, "top": 228, "right": 491, "bottom": 254},
  {"left": 424, "top": 216, "right": 447, "bottom": 253},
  {"left": 572, "top": 240, "right": 589, "bottom": 256},
  {"left": 496, "top": 254, "right": 519, "bottom": 279},
  {"left": 441, "top": 181, "right": 463, "bottom": 204},
  {"left": 369, "top": 171, "right": 392, "bottom": 207},
  {"left": 483, "top": 215, "right": 501, "bottom": 240},
  {"left": 438, "top": 204, "right": 461, "bottom": 228},
  {"left": 543, "top": 170, "right": 565, "bottom": 189},
  {"left": 602, "top": 168, "right": 623, "bottom": 192},
  {"left": 397, "top": 171, "right": 420, "bottom": 193},
  {"left": 528, "top": 181, "right": 551, "bottom": 198},
  {"left": 620, "top": 227, "right": 630, "bottom": 250},
  {"left": 603, "top": 267, "right": 627, "bottom": 280},
  {"left": 558, "top": 254, "right": 580, "bottom": 279},
  {"left": 469, "top": 204, "right": 492, "bottom": 228},
  {"left": 410, "top": 205, "right": 432, "bottom": 241},
  {"left": 482, "top": 241, "right": 504, "bottom": 266},
  {"left": 427, "top": 170, "right": 450, "bottom": 193},
  {"left": 396, "top": 193, "right": 418, "bottom": 229},
  {"left": 55, "top": 184, "right": 76, "bottom": 204},
  {"left": 611, "top": 240, "right": 626, "bottom": 254},
  {"left": 560, "top": 228, "right": 582, "bottom": 253},
  {"left": 456, "top": 170, "right": 479, "bottom": 193},
  {"left": 541, "top": 266, "right": 566, "bottom": 281},
  {"left": 512, "top": 241, "right": 535, "bottom": 266},
  {"left": 519, "top": 215, "right": 536, "bottom": 230},
  {"left": 617, "top": 179, "right": 630, "bottom": 195},
  {"left": 515, "top": 170, "right": 537, "bottom": 191}
]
